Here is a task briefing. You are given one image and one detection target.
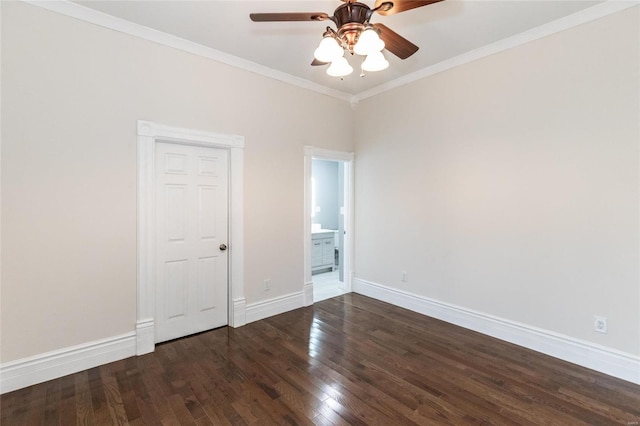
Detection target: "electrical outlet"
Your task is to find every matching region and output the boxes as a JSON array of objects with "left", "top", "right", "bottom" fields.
[
  {"left": 401, "top": 271, "right": 408, "bottom": 282},
  {"left": 594, "top": 316, "right": 607, "bottom": 334},
  {"left": 264, "top": 279, "right": 271, "bottom": 291}
]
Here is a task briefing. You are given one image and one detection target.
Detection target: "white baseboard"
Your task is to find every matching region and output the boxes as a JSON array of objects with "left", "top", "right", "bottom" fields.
[
  {"left": 303, "top": 281, "right": 314, "bottom": 307},
  {"left": 135, "top": 319, "right": 154, "bottom": 355},
  {"left": 0, "top": 332, "right": 136, "bottom": 394},
  {"left": 353, "top": 277, "right": 640, "bottom": 385},
  {"left": 231, "top": 297, "right": 247, "bottom": 327},
  {"left": 0, "top": 291, "right": 291, "bottom": 393},
  {"left": 6, "top": 280, "right": 635, "bottom": 394},
  {"left": 245, "top": 291, "right": 304, "bottom": 324}
]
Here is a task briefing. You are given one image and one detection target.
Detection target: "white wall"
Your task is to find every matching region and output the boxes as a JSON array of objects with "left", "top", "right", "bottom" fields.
[
  {"left": 0, "top": 2, "right": 354, "bottom": 363},
  {"left": 354, "top": 7, "right": 640, "bottom": 355}
]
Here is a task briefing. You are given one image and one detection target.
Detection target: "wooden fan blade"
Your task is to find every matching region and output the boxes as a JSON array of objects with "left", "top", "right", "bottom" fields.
[
  {"left": 374, "top": 0, "right": 444, "bottom": 16},
  {"left": 311, "top": 58, "right": 329, "bottom": 66},
  {"left": 250, "top": 12, "right": 330, "bottom": 22},
  {"left": 373, "top": 23, "right": 418, "bottom": 59}
]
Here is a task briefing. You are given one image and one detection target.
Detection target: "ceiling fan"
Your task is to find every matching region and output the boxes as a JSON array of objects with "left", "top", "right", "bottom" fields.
[{"left": 250, "top": 0, "right": 444, "bottom": 77}]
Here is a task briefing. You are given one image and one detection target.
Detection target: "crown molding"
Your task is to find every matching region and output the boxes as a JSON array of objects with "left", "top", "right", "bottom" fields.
[
  {"left": 21, "top": 0, "right": 353, "bottom": 103},
  {"left": 353, "top": 0, "right": 639, "bottom": 102},
  {"left": 21, "top": 0, "right": 638, "bottom": 106}
]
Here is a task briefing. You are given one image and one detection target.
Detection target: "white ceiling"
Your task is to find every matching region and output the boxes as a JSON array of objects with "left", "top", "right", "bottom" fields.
[{"left": 72, "top": 0, "right": 602, "bottom": 96}]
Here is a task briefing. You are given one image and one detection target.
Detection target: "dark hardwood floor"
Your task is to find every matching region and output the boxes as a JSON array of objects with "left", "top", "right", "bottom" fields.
[{"left": 2, "top": 294, "right": 639, "bottom": 425}]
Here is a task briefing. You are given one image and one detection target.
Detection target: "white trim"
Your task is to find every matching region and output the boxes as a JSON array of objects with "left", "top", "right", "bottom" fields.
[
  {"left": 21, "top": 0, "right": 352, "bottom": 103},
  {"left": 304, "top": 146, "right": 356, "bottom": 300},
  {"left": 353, "top": 277, "right": 640, "bottom": 385},
  {"left": 135, "top": 319, "right": 154, "bottom": 356},
  {"left": 303, "top": 281, "right": 314, "bottom": 307},
  {"left": 306, "top": 146, "right": 355, "bottom": 163},
  {"left": 229, "top": 142, "right": 246, "bottom": 327},
  {"left": 137, "top": 120, "right": 245, "bottom": 355},
  {"left": 22, "top": 1, "right": 637, "bottom": 104},
  {"left": 233, "top": 298, "right": 247, "bottom": 328},
  {"left": 353, "top": 1, "right": 639, "bottom": 102},
  {"left": 245, "top": 292, "right": 304, "bottom": 324},
  {"left": 0, "top": 332, "right": 136, "bottom": 394},
  {"left": 303, "top": 151, "right": 313, "bottom": 306}
]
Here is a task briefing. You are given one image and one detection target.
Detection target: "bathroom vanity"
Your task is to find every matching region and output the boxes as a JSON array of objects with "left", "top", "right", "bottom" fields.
[{"left": 311, "top": 230, "right": 337, "bottom": 274}]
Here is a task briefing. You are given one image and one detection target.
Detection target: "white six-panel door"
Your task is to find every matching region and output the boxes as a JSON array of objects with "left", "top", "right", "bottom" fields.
[{"left": 155, "top": 142, "right": 229, "bottom": 343}]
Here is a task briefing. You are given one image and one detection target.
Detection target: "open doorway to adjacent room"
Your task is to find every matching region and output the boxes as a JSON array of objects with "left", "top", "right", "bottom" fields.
[
  {"left": 311, "top": 158, "right": 347, "bottom": 302},
  {"left": 304, "top": 147, "right": 354, "bottom": 304}
]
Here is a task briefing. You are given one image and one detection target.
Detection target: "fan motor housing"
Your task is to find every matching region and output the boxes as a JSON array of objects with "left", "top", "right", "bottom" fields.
[
  {"left": 333, "top": 2, "right": 372, "bottom": 27},
  {"left": 333, "top": 2, "right": 372, "bottom": 52}
]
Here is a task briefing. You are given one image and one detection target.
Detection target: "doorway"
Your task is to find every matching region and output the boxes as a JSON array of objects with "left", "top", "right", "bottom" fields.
[
  {"left": 311, "top": 159, "right": 346, "bottom": 301},
  {"left": 303, "top": 147, "right": 354, "bottom": 305}
]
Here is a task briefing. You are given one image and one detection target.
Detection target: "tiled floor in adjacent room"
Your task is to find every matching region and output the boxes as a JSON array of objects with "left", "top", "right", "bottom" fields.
[{"left": 313, "top": 269, "right": 346, "bottom": 302}]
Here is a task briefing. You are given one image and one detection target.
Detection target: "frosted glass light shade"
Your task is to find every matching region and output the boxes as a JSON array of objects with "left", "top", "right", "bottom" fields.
[
  {"left": 354, "top": 28, "right": 385, "bottom": 56},
  {"left": 314, "top": 36, "right": 343, "bottom": 63},
  {"left": 362, "top": 51, "right": 389, "bottom": 72},
  {"left": 327, "top": 56, "right": 353, "bottom": 77}
]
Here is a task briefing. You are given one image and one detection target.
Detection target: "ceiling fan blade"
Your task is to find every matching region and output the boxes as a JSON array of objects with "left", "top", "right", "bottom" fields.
[
  {"left": 311, "top": 58, "right": 329, "bottom": 66},
  {"left": 250, "top": 12, "right": 330, "bottom": 22},
  {"left": 373, "top": 23, "right": 418, "bottom": 59},
  {"left": 374, "top": 0, "right": 444, "bottom": 16}
]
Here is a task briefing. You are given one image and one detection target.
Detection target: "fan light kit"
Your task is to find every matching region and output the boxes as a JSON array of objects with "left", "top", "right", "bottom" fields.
[
  {"left": 312, "top": 25, "right": 388, "bottom": 77},
  {"left": 250, "top": 0, "right": 444, "bottom": 79}
]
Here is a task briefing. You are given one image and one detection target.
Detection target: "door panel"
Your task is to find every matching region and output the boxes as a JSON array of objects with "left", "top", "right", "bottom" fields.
[
  {"left": 198, "top": 257, "right": 218, "bottom": 310},
  {"left": 165, "top": 260, "right": 188, "bottom": 319},
  {"left": 165, "top": 185, "right": 187, "bottom": 242},
  {"left": 155, "top": 142, "right": 229, "bottom": 343},
  {"left": 198, "top": 186, "right": 217, "bottom": 238}
]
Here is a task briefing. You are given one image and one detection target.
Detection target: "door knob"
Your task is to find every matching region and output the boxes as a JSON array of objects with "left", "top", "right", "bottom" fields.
[{"left": 219, "top": 243, "right": 228, "bottom": 251}]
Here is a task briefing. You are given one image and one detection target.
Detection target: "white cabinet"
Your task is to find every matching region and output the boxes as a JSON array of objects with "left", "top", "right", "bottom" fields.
[{"left": 312, "top": 231, "right": 336, "bottom": 274}]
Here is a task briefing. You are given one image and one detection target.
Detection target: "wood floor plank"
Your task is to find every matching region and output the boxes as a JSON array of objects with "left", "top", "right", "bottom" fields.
[
  {"left": 2, "top": 294, "right": 639, "bottom": 425},
  {"left": 42, "top": 379, "right": 61, "bottom": 425},
  {"left": 23, "top": 379, "right": 48, "bottom": 426},
  {"left": 75, "top": 370, "right": 96, "bottom": 426},
  {"left": 101, "top": 372, "right": 130, "bottom": 425}
]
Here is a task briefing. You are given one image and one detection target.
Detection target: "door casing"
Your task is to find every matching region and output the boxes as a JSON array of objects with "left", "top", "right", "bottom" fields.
[
  {"left": 303, "top": 146, "right": 355, "bottom": 306},
  {"left": 136, "top": 120, "right": 245, "bottom": 355}
]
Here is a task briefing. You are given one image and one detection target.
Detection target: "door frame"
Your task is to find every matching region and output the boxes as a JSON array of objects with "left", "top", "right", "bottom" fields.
[
  {"left": 303, "top": 146, "right": 355, "bottom": 306},
  {"left": 136, "top": 120, "right": 245, "bottom": 355}
]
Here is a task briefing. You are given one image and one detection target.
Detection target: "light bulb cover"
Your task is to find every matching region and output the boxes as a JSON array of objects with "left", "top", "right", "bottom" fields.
[
  {"left": 314, "top": 36, "right": 343, "bottom": 63},
  {"left": 354, "top": 28, "right": 385, "bottom": 56},
  {"left": 327, "top": 56, "right": 353, "bottom": 77},
  {"left": 361, "top": 51, "right": 389, "bottom": 72}
]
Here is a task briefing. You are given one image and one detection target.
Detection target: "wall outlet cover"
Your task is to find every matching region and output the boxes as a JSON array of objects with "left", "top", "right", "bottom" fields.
[{"left": 594, "top": 316, "right": 607, "bottom": 334}]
